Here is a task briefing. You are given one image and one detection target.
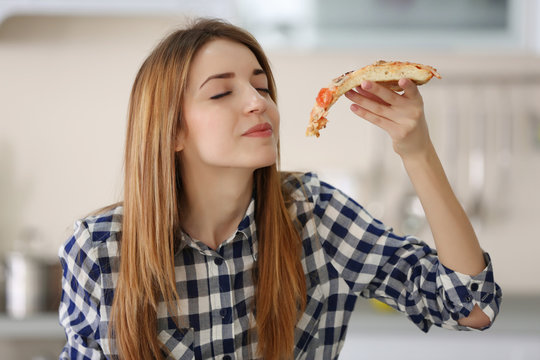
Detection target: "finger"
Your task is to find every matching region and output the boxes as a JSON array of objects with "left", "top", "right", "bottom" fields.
[
  {"left": 350, "top": 103, "right": 396, "bottom": 133},
  {"left": 345, "top": 88, "right": 396, "bottom": 119},
  {"left": 348, "top": 87, "right": 390, "bottom": 106},
  {"left": 398, "top": 78, "right": 421, "bottom": 101},
  {"left": 359, "top": 80, "right": 401, "bottom": 105},
  {"left": 351, "top": 104, "right": 413, "bottom": 144}
]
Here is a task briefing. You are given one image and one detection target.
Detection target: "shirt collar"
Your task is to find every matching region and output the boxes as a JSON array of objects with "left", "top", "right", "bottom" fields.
[
  {"left": 175, "top": 195, "right": 258, "bottom": 260},
  {"left": 237, "top": 196, "right": 257, "bottom": 260}
]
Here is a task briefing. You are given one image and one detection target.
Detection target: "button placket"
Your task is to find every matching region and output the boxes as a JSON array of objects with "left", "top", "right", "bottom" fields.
[
  {"left": 208, "top": 254, "right": 225, "bottom": 345},
  {"left": 209, "top": 254, "right": 235, "bottom": 351}
]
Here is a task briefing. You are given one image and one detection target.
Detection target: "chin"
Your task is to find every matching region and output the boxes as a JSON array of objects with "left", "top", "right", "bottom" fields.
[
  {"left": 253, "top": 159, "right": 277, "bottom": 169},
  {"left": 250, "top": 153, "right": 277, "bottom": 169}
]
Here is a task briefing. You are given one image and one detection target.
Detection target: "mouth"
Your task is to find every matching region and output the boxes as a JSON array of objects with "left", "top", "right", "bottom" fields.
[{"left": 242, "top": 122, "right": 273, "bottom": 137}]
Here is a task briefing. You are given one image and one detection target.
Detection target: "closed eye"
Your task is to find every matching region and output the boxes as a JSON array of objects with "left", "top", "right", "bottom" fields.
[
  {"left": 257, "top": 88, "right": 270, "bottom": 95},
  {"left": 210, "top": 91, "right": 232, "bottom": 100}
]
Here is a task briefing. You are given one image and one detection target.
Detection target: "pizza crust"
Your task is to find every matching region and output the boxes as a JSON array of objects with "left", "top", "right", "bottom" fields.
[{"left": 306, "top": 60, "right": 441, "bottom": 137}]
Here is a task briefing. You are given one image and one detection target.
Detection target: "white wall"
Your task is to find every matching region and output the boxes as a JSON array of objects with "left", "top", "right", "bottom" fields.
[
  {"left": 0, "top": 15, "right": 178, "bottom": 258},
  {"left": 1, "top": 15, "right": 539, "bottom": 294}
]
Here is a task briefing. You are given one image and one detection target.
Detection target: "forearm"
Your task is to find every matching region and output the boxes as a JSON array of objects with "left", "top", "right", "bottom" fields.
[
  {"left": 346, "top": 79, "right": 496, "bottom": 327},
  {"left": 401, "top": 141, "right": 485, "bottom": 276}
]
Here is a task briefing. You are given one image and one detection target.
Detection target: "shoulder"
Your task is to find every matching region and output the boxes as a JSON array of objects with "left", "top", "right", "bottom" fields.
[
  {"left": 281, "top": 171, "right": 341, "bottom": 204},
  {"left": 281, "top": 171, "right": 370, "bottom": 228},
  {"left": 59, "top": 205, "right": 123, "bottom": 267},
  {"left": 281, "top": 171, "right": 328, "bottom": 201}
]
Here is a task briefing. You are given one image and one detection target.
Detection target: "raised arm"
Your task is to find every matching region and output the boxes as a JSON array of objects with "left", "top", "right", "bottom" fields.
[{"left": 345, "top": 78, "right": 491, "bottom": 328}]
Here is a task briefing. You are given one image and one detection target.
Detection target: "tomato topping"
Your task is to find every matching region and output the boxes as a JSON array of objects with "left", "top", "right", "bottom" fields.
[{"left": 316, "top": 88, "right": 333, "bottom": 107}]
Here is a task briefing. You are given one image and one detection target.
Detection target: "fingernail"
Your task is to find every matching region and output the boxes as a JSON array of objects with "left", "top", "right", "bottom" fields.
[{"left": 361, "top": 80, "right": 371, "bottom": 90}]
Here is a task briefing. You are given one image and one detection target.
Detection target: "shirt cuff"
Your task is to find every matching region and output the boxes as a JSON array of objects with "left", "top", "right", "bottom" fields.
[{"left": 438, "top": 252, "right": 502, "bottom": 330}]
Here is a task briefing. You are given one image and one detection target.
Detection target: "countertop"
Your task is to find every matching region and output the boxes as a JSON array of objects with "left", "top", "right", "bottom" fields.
[{"left": 0, "top": 295, "right": 538, "bottom": 359}]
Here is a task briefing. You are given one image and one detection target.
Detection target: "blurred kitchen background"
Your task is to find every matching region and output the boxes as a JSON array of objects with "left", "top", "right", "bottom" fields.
[{"left": 1, "top": 0, "right": 539, "bottom": 359}]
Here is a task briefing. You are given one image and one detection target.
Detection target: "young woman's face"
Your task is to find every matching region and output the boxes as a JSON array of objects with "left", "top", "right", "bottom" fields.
[{"left": 177, "top": 39, "right": 280, "bottom": 173}]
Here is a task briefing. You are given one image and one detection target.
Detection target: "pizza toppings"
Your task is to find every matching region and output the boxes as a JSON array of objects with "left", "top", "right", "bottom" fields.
[
  {"left": 316, "top": 88, "right": 334, "bottom": 107},
  {"left": 306, "top": 60, "right": 441, "bottom": 137}
]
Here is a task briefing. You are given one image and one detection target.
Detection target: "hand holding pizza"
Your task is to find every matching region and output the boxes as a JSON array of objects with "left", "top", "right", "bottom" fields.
[
  {"left": 306, "top": 60, "right": 440, "bottom": 146},
  {"left": 306, "top": 60, "right": 441, "bottom": 159},
  {"left": 345, "top": 78, "right": 431, "bottom": 159}
]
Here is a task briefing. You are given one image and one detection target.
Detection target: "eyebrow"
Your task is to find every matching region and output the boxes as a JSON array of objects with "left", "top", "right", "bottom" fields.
[{"left": 199, "top": 68, "right": 266, "bottom": 89}]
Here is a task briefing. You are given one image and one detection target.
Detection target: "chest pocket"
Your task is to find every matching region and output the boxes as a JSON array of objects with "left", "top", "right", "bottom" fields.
[
  {"left": 294, "top": 270, "right": 326, "bottom": 358},
  {"left": 158, "top": 328, "right": 194, "bottom": 360}
]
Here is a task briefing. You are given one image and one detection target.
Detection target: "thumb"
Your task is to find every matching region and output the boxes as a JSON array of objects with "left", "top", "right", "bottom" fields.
[{"left": 399, "top": 78, "right": 421, "bottom": 100}]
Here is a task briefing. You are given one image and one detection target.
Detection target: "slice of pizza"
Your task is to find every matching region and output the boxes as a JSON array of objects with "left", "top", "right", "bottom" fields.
[{"left": 306, "top": 60, "right": 441, "bottom": 137}]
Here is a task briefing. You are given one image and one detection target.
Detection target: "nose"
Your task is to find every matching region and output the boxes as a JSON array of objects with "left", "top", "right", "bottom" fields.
[{"left": 244, "top": 86, "right": 268, "bottom": 114}]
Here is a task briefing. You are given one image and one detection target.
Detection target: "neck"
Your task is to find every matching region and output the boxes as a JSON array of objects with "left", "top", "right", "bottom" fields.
[{"left": 179, "top": 165, "right": 254, "bottom": 250}]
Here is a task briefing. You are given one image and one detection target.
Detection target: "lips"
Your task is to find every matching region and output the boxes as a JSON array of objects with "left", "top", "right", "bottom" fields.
[{"left": 242, "top": 122, "right": 273, "bottom": 137}]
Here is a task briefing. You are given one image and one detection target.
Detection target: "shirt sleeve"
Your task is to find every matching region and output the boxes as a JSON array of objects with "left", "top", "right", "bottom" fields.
[
  {"left": 303, "top": 173, "right": 502, "bottom": 332},
  {"left": 58, "top": 220, "right": 106, "bottom": 360}
]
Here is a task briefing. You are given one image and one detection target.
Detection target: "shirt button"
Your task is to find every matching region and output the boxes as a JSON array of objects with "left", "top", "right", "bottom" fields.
[
  {"left": 465, "top": 295, "right": 473, "bottom": 302},
  {"left": 214, "top": 257, "right": 224, "bottom": 265},
  {"left": 470, "top": 283, "right": 479, "bottom": 291},
  {"left": 220, "top": 308, "right": 231, "bottom": 322},
  {"left": 223, "top": 356, "right": 232, "bottom": 360}
]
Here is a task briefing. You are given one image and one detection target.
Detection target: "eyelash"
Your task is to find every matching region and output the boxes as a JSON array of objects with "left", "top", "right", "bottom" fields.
[
  {"left": 210, "top": 88, "right": 270, "bottom": 100},
  {"left": 210, "top": 91, "right": 232, "bottom": 100}
]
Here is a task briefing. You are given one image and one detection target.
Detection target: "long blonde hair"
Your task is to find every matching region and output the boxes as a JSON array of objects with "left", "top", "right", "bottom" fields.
[{"left": 111, "top": 18, "right": 306, "bottom": 359}]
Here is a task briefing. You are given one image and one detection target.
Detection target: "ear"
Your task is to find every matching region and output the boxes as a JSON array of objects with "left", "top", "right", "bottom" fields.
[{"left": 174, "top": 128, "right": 186, "bottom": 152}]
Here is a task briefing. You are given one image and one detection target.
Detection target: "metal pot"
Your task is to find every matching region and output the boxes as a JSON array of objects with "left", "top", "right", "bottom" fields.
[{"left": 5, "top": 251, "right": 48, "bottom": 318}]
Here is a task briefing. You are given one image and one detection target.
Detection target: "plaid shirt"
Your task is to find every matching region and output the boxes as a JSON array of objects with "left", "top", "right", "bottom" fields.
[{"left": 59, "top": 172, "right": 501, "bottom": 359}]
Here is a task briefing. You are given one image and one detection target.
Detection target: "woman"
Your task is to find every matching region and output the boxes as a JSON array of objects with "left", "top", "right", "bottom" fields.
[{"left": 59, "top": 18, "right": 501, "bottom": 360}]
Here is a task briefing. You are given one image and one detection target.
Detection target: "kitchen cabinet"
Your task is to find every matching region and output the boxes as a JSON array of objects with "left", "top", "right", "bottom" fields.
[{"left": 1, "top": 0, "right": 539, "bottom": 52}]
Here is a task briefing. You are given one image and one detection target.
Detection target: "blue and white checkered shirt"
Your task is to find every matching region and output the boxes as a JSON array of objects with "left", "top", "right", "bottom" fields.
[{"left": 59, "top": 172, "right": 501, "bottom": 359}]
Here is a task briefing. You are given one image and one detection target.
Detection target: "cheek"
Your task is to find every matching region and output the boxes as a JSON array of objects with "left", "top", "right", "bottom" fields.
[
  {"left": 184, "top": 106, "right": 220, "bottom": 137},
  {"left": 184, "top": 109, "right": 234, "bottom": 154},
  {"left": 268, "top": 103, "right": 280, "bottom": 131}
]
